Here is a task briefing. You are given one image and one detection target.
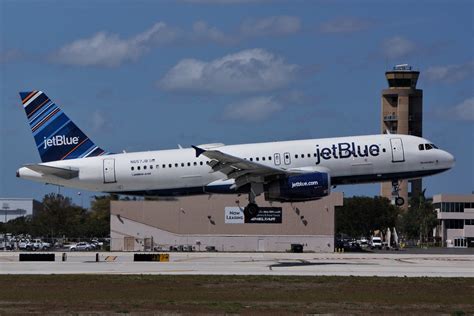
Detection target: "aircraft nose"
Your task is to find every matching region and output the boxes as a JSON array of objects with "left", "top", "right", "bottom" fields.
[{"left": 443, "top": 151, "right": 455, "bottom": 169}]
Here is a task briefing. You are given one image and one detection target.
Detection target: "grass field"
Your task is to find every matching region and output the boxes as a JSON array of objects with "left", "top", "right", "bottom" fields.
[{"left": 1, "top": 275, "right": 473, "bottom": 315}]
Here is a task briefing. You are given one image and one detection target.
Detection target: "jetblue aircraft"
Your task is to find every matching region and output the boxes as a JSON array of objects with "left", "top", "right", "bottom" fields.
[{"left": 16, "top": 91, "right": 454, "bottom": 216}]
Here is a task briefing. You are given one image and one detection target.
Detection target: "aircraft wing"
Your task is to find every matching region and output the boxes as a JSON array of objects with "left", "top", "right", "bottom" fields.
[
  {"left": 192, "top": 145, "right": 290, "bottom": 188},
  {"left": 24, "top": 164, "right": 79, "bottom": 180}
]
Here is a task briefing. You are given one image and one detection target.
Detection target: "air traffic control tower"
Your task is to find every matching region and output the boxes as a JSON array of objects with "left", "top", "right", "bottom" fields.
[{"left": 381, "top": 64, "right": 423, "bottom": 208}]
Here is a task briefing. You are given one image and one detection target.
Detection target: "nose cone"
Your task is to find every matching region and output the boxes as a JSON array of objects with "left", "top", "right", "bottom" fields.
[{"left": 442, "top": 151, "right": 455, "bottom": 169}]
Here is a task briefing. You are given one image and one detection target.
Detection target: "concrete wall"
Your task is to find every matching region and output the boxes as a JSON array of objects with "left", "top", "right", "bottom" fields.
[{"left": 111, "top": 193, "right": 343, "bottom": 252}]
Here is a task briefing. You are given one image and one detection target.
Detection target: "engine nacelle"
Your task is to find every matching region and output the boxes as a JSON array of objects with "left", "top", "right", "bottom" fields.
[{"left": 264, "top": 172, "right": 330, "bottom": 202}]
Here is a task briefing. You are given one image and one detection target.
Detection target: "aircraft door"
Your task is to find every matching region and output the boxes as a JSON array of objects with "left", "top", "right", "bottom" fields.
[
  {"left": 274, "top": 153, "right": 281, "bottom": 166},
  {"left": 390, "top": 138, "right": 405, "bottom": 162},
  {"left": 103, "top": 158, "right": 116, "bottom": 183},
  {"left": 283, "top": 152, "right": 291, "bottom": 165}
]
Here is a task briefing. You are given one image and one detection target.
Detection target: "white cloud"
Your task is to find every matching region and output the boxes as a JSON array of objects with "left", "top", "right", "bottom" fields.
[
  {"left": 450, "top": 98, "right": 474, "bottom": 121},
  {"left": 0, "top": 49, "right": 23, "bottom": 63},
  {"left": 240, "top": 16, "right": 301, "bottom": 37},
  {"left": 191, "top": 21, "right": 232, "bottom": 44},
  {"left": 382, "top": 36, "right": 417, "bottom": 59},
  {"left": 425, "top": 61, "right": 474, "bottom": 83},
  {"left": 52, "top": 22, "right": 178, "bottom": 67},
  {"left": 222, "top": 96, "right": 282, "bottom": 121},
  {"left": 159, "top": 49, "right": 299, "bottom": 94},
  {"left": 319, "top": 17, "right": 372, "bottom": 34}
]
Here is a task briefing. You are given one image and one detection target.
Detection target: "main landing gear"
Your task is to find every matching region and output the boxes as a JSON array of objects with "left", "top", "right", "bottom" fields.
[
  {"left": 243, "top": 183, "right": 262, "bottom": 218},
  {"left": 391, "top": 180, "right": 404, "bottom": 207}
]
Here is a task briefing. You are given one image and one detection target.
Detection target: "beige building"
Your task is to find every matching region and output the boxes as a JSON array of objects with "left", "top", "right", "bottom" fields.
[
  {"left": 381, "top": 64, "right": 423, "bottom": 208},
  {"left": 110, "top": 193, "right": 343, "bottom": 252},
  {"left": 433, "top": 194, "right": 474, "bottom": 248}
]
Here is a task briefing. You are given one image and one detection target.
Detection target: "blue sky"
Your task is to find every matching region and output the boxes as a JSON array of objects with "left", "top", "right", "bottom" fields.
[{"left": 1, "top": 0, "right": 473, "bottom": 205}]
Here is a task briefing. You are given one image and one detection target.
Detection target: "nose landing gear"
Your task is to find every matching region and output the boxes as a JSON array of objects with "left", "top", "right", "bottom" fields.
[{"left": 392, "top": 180, "right": 405, "bottom": 206}]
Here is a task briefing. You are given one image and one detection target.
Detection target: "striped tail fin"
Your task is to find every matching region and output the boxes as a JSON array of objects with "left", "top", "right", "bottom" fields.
[{"left": 19, "top": 90, "right": 107, "bottom": 162}]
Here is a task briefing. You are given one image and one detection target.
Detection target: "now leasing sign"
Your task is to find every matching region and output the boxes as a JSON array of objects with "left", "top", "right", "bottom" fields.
[
  {"left": 225, "top": 207, "right": 245, "bottom": 224},
  {"left": 224, "top": 207, "right": 283, "bottom": 224}
]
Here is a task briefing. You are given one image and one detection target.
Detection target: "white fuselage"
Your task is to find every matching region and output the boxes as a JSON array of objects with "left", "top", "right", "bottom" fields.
[{"left": 17, "top": 134, "right": 454, "bottom": 197}]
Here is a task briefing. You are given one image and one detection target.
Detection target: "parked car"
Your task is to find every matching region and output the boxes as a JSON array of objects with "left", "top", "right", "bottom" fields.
[
  {"left": 69, "top": 242, "right": 93, "bottom": 251},
  {"left": 370, "top": 237, "right": 383, "bottom": 250},
  {"left": 18, "top": 239, "right": 34, "bottom": 251},
  {"left": 31, "top": 239, "right": 51, "bottom": 250}
]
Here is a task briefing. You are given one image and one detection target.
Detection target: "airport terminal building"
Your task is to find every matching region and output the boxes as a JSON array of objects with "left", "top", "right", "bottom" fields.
[
  {"left": 110, "top": 193, "right": 342, "bottom": 252},
  {"left": 0, "top": 198, "right": 41, "bottom": 223},
  {"left": 433, "top": 194, "right": 474, "bottom": 248}
]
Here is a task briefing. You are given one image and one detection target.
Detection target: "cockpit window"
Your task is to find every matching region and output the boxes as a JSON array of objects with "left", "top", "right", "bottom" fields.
[
  {"left": 418, "top": 144, "right": 424, "bottom": 151},
  {"left": 425, "top": 144, "right": 433, "bottom": 150},
  {"left": 431, "top": 143, "right": 438, "bottom": 149}
]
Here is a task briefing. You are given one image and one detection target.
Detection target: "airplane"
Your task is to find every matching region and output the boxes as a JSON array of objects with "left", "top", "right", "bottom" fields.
[{"left": 16, "top": 90, "right": 455, "bottom": 216}]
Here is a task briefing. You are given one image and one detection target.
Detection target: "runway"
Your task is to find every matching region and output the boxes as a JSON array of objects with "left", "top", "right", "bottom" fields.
[{"left": 0, "top": 252, "right": 473, "bottom": 277}]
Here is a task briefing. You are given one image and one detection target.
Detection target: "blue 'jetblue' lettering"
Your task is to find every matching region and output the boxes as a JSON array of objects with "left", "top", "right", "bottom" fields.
[{"left": 315, "top": 142, "right": 380, "bottom": 164}]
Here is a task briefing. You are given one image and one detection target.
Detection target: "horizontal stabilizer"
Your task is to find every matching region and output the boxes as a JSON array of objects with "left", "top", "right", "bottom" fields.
[{"left": 24, "top": 164, "right": 79, "bottom": 179}]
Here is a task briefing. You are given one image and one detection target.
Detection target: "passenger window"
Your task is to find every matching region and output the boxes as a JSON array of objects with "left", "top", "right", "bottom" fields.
[
  {"left": 250, "top": 158, "right": 253, "bottom": 161},
  {"left": 169, "top": 164, "right": 172, "bottom": 168},
  {"left": 181, "top": 163, "right": 184, "bottom": 167},
  {"left": 144, "top": 166, "right": 147, "bottom": 170},
  {"left": 268, "top": 156, "right": 272, "bottom": 160},
  {"left": 262, "top": 157, "right": 266, "bottom": 161},
  {"left": 150, "top": 165, "right": 153, "bottom": 169},
  {"left": 418, "top": 144, "right": 424, "bottom": 151},
  {"left": 256, "top": 157, "right": 259, "bottom": 161},
  {"left": 156, "top": 165, "right": 159, "bottom": 169},
  {"left": 193, "top": 162, "right": 197, "bottom": 166},
  {"left": 137, "top": 166, "right": 141, "bottom": 170},
  {"left": 200, "top": 161, "right": 203, "bottom": 165},
  {"left": 187, "top": 162, "right": 191, "bottom": 167},
  {"left": 131, "top": 166, "right": 134, "bottom": 171},
  {"left": 162, "top": 164, "right": 166, "bottom": 168},
  {"left": 307, "top": 154, "right": 310, "bottom": 158},
  {"left": 295, "top": 154, "right": 298, "bottom": 159},
  {"left": 175, "top": 163, "right": 178, "bottom": 167},
  {"left": 313, "top": 153, "right": 317, "bottom": 157}
]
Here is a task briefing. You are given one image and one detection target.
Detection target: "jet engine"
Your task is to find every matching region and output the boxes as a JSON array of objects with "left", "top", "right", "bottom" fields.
[{"left": 264, "top": 172, "right": 330, "bottom": 202}]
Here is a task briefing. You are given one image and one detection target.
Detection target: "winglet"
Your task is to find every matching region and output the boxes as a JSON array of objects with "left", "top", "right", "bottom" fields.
[{"left": 192, "top": 145, "right": 206, "bottom": 157}]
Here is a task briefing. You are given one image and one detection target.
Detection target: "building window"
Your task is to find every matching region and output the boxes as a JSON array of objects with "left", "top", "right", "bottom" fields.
[{"left": 445, "top": 219, "right": 464, "bottom": 229}]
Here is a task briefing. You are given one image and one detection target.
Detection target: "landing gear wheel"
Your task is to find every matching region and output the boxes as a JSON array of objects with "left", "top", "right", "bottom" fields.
[
  {"left": 395, "top": 197, "right": 405, "bottom": 206},
  {"left": 244, "top": 203, "right": 259, "bottom": 218}
]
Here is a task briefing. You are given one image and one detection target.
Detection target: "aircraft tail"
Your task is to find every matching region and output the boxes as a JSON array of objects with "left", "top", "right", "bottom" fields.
[{"left": 19, "top": 90, "right": 107, "bottom": 162}]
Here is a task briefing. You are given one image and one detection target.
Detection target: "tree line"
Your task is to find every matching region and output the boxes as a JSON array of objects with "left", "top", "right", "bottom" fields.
[
  {"left": 1, "top": 193, "right": 113, "bottom": 238},
  {"left": 335, "top": 192, "right": 438, "bottom": 242}
]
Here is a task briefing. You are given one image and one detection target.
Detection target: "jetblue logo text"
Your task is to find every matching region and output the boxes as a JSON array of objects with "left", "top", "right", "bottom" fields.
[
  {"left": 43, "top": 135, "right": 79, "bottom": 149},
  {"left": 291, "top": 181, "right": 319, "bottom": 188},
  {"left": 315, "top": 142, "right": 380, "bottom": 165}
]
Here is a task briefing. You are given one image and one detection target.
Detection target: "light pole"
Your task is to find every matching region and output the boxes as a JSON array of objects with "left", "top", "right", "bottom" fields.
[{"left": 2, "top": 203, "right": 9, "bottom": 252}]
